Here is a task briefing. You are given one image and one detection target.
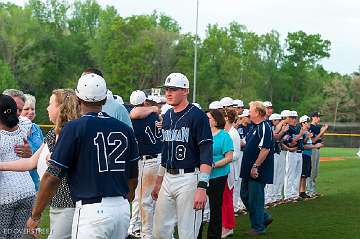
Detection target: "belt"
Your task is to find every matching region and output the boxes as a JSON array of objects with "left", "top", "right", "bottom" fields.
[
  {"left": 166, "top": 168, "right": 196, "bottom": 175},
  {"left": 80, "top": 196, "right": 102, "bottom": 205},
  {"left": 296, "top": 150, "right": 302, "bottom": 153},
  {"left": 142, "top": 154, "right": 159, "bottom": 160}
]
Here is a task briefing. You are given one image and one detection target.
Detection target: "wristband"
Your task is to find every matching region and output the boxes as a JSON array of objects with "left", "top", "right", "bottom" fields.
[
  {"left": 252, "top": 163, "right": 259, "bottom": 169},
  {"left": 197, "top": 181, "right": 208, "bottom": 190},
  {"left": 199, "top": 172, "right": 210, "bottom": 184},
  {"left": 157, "top": 165, "right": 166, "bottom": 176}
]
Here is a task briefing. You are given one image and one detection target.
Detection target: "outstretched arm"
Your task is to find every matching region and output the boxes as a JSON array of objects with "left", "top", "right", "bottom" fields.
[
  {"left": 130, "top": 106, "right": 159, "bottom": 119},
  {"left": 0, "top": 143, "right": 45, "bottom": 172}
]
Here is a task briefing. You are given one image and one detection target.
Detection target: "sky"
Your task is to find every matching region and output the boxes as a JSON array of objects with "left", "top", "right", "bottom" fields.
[{"left": 6, "top": 0, "right": 360, "bottom": 74}]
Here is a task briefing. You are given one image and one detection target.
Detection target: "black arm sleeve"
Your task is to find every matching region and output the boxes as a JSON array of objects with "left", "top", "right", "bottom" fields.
[{"left": 199, "top": 142, "right": 213, "bottom": 166}]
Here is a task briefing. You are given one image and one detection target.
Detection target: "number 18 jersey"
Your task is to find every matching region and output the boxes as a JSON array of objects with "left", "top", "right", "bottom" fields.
[{"left": 49, "top": 112, "right": 140, "bottom": 202}]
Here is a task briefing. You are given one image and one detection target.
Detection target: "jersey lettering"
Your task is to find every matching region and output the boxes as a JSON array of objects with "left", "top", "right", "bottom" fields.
[
  {"left": 162, "top": 127, "right": 190, "bottom": 143},
  {"left": 94, "top": 132, "right": 127, "bottom": 172},
  {"left": 145, "top": 126, "right": 156, "bottom": 144}
]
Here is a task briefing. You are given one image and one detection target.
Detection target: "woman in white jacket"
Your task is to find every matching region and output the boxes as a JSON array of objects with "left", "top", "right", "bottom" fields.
[{"left": 221, "top": 108, "right": 241, "bottom": 238}]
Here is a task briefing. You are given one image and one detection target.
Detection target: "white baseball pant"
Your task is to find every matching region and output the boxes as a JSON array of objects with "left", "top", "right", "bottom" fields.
[
  {"left": 306, "top": 148, "right": 320, "bottom": 195},
  {"left": 129, "top": 155, "right": 161, "bottom": 238},
  {"left": 273, "top": 151, "right": 286, "bottom": 202},
  {"left": 265, "top": 152, "right": 285, "bottom": 203},
  {"left": 48, "top": 207, "right": 75, "bottom": 239},
  {"left": 284, "top": 152, "right": 302, "bottom": 200},
  {"left": 233, "top": 151, "right": 245, "bottom": 211},
  {"left": 153, "top": 171, "right": 202, "bottom": 239},
  {"left": 72, "top": 196, "right": 130, "bottom": 239}
]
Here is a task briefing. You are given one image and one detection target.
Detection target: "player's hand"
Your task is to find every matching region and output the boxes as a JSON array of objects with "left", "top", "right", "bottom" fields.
[
  {"left": 250, "top": 167, "right": 259, "bottom": 179},
  {"left": 193, "top": 188, "right": 207, "bottom": 210},
  {"left": 151, "top": 183, "right": 161, "bottom": 201},
  {"left": 152, "top": 106, "right": 160, "bottom": 114},
  {"left": 282, "top": 124, "right": 289, "bottom": 133},
  {"left": 26, "top": 217, "right": 40, "bottom": 238},
  {"left": 321, "top": 124, "right": 328, "bottom": 132},
  {"left": 15, "top": 138, "right": 32, "bottom": 158},
  {"left": 155, "top": 121, "right": 162, "bottom": 129}
]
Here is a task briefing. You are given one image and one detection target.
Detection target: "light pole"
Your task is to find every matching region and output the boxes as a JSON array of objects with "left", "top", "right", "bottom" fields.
[{"left": 192, "top": 0, "right": 199, "bottom": 103}]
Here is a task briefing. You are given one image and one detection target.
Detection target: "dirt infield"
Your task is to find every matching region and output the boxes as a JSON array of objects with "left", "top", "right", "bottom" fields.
[{"left": 320, "top": 157, "right": 346, "bottom": 161}]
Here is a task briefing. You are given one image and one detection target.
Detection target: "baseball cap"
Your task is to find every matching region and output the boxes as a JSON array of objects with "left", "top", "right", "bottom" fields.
[
  {"left": 233, "top": 99, "right": 244, "bottom": 107},
  {"left": 280, "top": 110, "right": 291, "bottom": 118},
  {"left": 75, "top": 73, "right": 107, "bottom": 102},
  {"left": 159, "top": 96, "right": 167, "bottom": 103},
  {"left": 263, "top": 101, "right": 272, "bottom": 108},
  {"left": 193, "top": 102, "right": 202, "bottom": 109},
  {"left": 209, "top": 101, "right": 223, "bottom": 110},
  {"left": 220, "top": 97, "right": 234, "bottom": 107},
  {"left": 130, "top": 90, "right": 146, "bottom": 106},
  {"left": 161, "top": 103, "right": 172, "bottom": 115},
  {"left": 299, "top": 115, "right": 310, "bottom": 123},
  {"left": 269, "top": 113, "right": 282, "bottom": 121},
  {"left": 114, "top": 95, "right": 124, "bottom": 104},
  {"left": 310, "top": 111, "right": 321, "bottom": 118},
  {"left": 240, "top": 109, "right": 250, "bottom": 117},
  {"left": 289, "top": 111, "right": 298, "bottom": 117},
  {"left": 163, "top": 73, "right": 189, "bottom": 89},
  {"left": 147, "top": 95, "right": 162, "bottom": 104}
]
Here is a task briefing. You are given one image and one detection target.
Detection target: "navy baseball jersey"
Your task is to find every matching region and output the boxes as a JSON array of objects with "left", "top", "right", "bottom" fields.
[
  {"left": 238, "top": 123, "right": 254, "bottom": 140},
  {"left": 269, "top": 121, "right": 281, "bottom": 154},
  {"left": 49, "top": 112, "right": 140, "bottom": 202},
  {"left": 282, "top": 124, "right": 304, "bottom": 151},
  {"left": 161, "top": 104, "right": 213, "bottom": 169},
  {"left": 131, "top": 112, "right": 162, "bottom": 156},
  {"left": 309, "top": 124, "right": 322, "bottom": 144},
  {"left": 240, "top": 120, "right": 274, "bottom": 184}
]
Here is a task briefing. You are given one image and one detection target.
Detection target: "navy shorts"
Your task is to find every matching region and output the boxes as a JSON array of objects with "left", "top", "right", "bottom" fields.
[{"left": 302, "top": 154, "right": 312, "bottom": 178}]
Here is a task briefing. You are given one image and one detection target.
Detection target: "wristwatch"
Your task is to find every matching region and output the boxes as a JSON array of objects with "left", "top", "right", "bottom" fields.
[{"left": 252, "top": 163, "right": 259, "bottom": 169}]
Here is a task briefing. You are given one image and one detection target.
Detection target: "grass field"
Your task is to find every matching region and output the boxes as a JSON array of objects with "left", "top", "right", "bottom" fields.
[{"left": 38, "top": 148, "right": 360, "bottom": 239}]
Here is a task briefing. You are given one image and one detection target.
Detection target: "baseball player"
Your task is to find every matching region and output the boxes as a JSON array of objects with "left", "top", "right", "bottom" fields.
[
  {"left": 264, "top": 113, "right": 285, "bottom": 205},
  {"left": 128, "top": 90, "right": 162, "bottom": 239},
  {"left": 26, "top": 73, "right": 140, "bottom": 239},
  {"left": 271, "top": 110, "right": 291, "bottom": 203},
  {"left": 151, "top": 73, "right": 213, "bottom": 239},
  {"left": 307, "top": 112, "right": 327, "bottom": 197},
  {"left": 233, "top": 99, "right": 244, "bottom": 129},
  {"left": 81, "top": 68, "right": 133, "bottom": 128},
  {"left": 233, "top": 109, "right": 251, "bottom": 214},
  {"left": 282, "top": 111, "right": 306, "bottom": 202},
  {"left": 263, "top": 101, "right": 273, "bottom": 120},
  {"left": 233, "top": 99, "right": 244, "bottom": 116},
  {"left": 208, "top": 101, "right": 223, "bottom": 110},
  {"left": 299, "top": 115, "right": 323, "bottom": 199},
  {"left": 220, "top": 97, "right": 234, "bottom": 109}
]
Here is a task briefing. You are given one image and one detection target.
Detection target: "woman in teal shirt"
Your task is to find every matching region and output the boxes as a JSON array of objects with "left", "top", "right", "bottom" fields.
[{"left": 199, "top": 109, "right": 233, "bottom": 239}]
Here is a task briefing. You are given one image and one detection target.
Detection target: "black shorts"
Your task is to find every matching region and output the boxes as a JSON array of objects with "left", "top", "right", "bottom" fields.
[{"left": 301, "top": 154, "right": 312, "bottom": 178}]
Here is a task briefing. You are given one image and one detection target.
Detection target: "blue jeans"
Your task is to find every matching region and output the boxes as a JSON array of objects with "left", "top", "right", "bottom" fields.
[{"left": 240, "top": 179, "right": 272, "bottom": 233}]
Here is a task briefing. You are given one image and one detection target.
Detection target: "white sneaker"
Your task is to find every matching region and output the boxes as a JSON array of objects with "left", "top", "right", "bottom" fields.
[{"left": 221, "top": 229, "right": 234, "bottom": 238}]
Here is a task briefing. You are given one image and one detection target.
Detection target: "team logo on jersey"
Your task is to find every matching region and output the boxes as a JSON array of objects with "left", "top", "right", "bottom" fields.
[{"left": 162, "top": 127, "right": 190, "bottom": 143}]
